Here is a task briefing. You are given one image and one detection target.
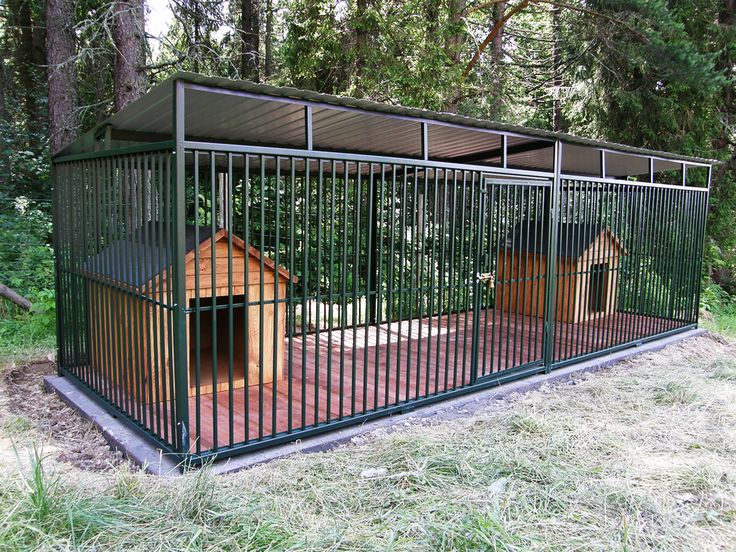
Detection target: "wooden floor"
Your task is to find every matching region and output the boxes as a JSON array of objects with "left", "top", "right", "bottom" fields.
[{"left": 186, "top": 308, "right": 682, "bottom": 451}]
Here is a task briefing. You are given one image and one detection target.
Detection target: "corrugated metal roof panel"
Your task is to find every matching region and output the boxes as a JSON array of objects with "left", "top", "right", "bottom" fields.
[{"left": 58, "top": 72, "right": 718, "bottom": 170}]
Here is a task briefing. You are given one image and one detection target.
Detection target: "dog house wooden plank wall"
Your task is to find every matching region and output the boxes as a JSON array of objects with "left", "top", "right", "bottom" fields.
[
  {"left": 496, "top": 222, "right": 627, "bottom": 324},
  {"left": 52, "top": 73, "right": 714, "bottom": 465},
  {"left": 85, "top": 224, "right": 294, "bottom": 402}
]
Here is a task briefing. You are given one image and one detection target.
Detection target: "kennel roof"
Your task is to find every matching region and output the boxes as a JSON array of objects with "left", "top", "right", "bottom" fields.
[
  {"left": 502, "top": 222, "right": 627, "bottom": 259},
  {"left": 56, "top": 72, "right": 715, "bottom": 181},
  {"left": 84, "top": 224, "right": 294, "bottom": 287}
]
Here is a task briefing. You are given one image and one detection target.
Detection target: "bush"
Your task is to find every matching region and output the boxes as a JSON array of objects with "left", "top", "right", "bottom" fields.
[{"left": 0, "top": 198, "right": 56, "bottom": 360}]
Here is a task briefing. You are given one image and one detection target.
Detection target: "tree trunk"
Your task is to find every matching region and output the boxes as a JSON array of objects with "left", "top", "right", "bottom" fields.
[
  {"left": 0, "top": 283, "right": 33, "bottom": 311},
  {"left": 46, "top": 0, "right": 79, "bottom": 155},
  {"left": 241, "top": 0, "right": 260, "bottom": 80},
  {"left": 551, "top": 3, "right": 563, "bottom": 132},
  {"left": 264, "top": 0, "right": 273, "bottom": 79},
  {"left": 444, "top": 0, "right": 467, "bottom": 113},
  {"left": 355, "top": 0, "right": 369, "bottom": 80},
  {"left": 10, "top": 0, "right": 45, "bottom": 135},
  {"left": 112, "top": 0, "right": 147, "bottom": 111},
  {"left": 445, "top": 0, "right": 466, "bottom": 65},
  {"left": 0, "top": 57, "right": 6, "bottom": 129},
  {"left": 0, "top": 58, "right": 7, "bottom": 189},
  {"left": 489, "top": 1, "right": 506, "bottom": 116},
  {"left": 425, "top": 0, "right": 439, "bottom": 35}
]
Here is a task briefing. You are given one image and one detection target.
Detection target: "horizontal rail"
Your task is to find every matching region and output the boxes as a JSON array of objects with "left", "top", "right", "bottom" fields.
[
  {"left": 53, "top": 141, "right": 175, "bottom": 163},
  {"left": 561, "top": 173, "right": 709, "bottom": 192},
  {"left": 183, "top": 140, "right": 557, "bottom": 179}
]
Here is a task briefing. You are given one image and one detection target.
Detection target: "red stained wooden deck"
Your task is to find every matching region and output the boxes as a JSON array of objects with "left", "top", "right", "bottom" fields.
[{"left": 187, "top": 309, "right": 682, "bottom": 451}]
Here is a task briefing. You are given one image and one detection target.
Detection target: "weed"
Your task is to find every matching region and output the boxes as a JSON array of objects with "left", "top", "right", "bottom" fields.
[
  {"left": 710, "top": 358, "right": 736, "bottom": 381},
  {"left": 653, "top": 382, "right": 698, "bottom": 406}
]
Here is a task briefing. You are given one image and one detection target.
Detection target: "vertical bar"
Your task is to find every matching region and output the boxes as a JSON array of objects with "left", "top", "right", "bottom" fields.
[
  {"left": 327, "top": 161, "right": 337, "bottom": 420},
  {"left": 364, "top": 165, "right": 375, "bottom": 408},
  {"left": 227, "top": 154, "right": 235, "bottom": 446},
  {"left": 258, "top": 156, "right": 266, "bottom": 438},
  {"left": 210, "top": 152, "right": 219, "bottom": 448},
  {"left": 649, "top": 158, "right": 655, "bottom": 184},
  {"left": 287, "top": 157, "right": 296, "bottom": 432},
  {"left": 305, "top": 106, "right": 313, "bottom": 151},
  {"left": 421, "top": 123, "right": 429, "bottom": 161},
  {"left": 272, "top": 157, "right": 281, "bottom": 436},
  {"left": 374, "top": 164, "right": 386, "bottom": 408},
  {"left": 501, "top": 135, "right": 508, "bottom": 169},
  {"left": 543, "top": 141, "right": 562, "bottom": 371},
  {"left": 600, "top": 150, "right": 606, "bottom": 179},
  {"left": 243, "top": 155, "right": 251, "bottom": 442},
  {"left": 193, "top": 152, "right": 201, "bottom": 453},
  {"left": 172, "top": 80, "right": 190, "bottom": 456}
]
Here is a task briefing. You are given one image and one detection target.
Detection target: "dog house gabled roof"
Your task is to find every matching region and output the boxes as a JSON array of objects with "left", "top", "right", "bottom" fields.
[
  {"left": 85, "top": 224, "right": 294, "bottom": 287},
  {"left": 503, "top": 221, "right": 627, "bottom": 259}
]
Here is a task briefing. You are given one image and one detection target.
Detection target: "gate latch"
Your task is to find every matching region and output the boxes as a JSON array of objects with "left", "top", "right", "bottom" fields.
[{"left": 477, "top": 272, "right": 495, "bottom": 288}]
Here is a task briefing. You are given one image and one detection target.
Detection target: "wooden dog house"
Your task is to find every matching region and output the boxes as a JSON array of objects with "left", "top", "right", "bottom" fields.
[
  {"left": 496, "top": 222, "right": 626, "bottom": 324},
  {"left": 85, "top": 224, "right": 294, "bottom": 400}
]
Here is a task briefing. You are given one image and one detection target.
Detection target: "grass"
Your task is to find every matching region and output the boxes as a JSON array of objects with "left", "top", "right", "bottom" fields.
[
  {"left": 0, "top": 303, "right": 55, "bottom": 366},
  {"left": 0, "top": 336, "right": 735, "bottom": 549},
  {"left": 701, "top": 304, "right": 736, "bottom": 338},
  {"left": 652, "top": 382, "right": 698, "bottom": 406}
]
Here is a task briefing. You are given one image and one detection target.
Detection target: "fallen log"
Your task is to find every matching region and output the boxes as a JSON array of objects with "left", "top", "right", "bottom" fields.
[{"left": 0, "top": 283, "right": 32, "bottom": 311}]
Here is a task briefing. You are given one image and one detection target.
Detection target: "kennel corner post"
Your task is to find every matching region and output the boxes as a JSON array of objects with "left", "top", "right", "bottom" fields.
[
  {"left": 543, "top": 140, "right": 563, "bottom": 372},
  {"left": 172, "top": 79, "right": 191, "bottom": 459},
  {"left": 51, "top": 161, "right": 64, "bottom": 377}
]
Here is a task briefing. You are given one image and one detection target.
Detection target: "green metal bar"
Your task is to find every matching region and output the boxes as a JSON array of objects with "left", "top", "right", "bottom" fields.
[
  {"left": 287, "top": 157, "right": 296, "bottom": 431},
  {"left": 227, "top": 154, "right": 235, "bottom": 447},
  {"left": 272, "top": 156, "right": 282, "bottom": 435},
  {"left": 209, "top": 152, "right": 219, "bottom": 448},
  {"left": 418, "top": 168, "right": 429, "bottom": 397},
  {"left": 314, "top": 159, "right": 323, "bottom": 422},
  {"left": 243, "top": 154, "right": 251, "bottom": 442},
  {"left": 172, "top": 79, "right": 191, "bottom": 456},
  {"left": 259, "top": 156, "right": 266, "bottom": 438},
  {"left": 374, "top": 164, "right": 386, "bottom": 407},
  {"left": 427, "top": 169, "right": 440, "bottom": 390},
  {"left": 365, "top": 165, "right": 376, "bottom": 408},
  {"left": 192, "top": 152, "right": 202, "bottom": 454},
  {"left": 327, "top": 160, "right": 336, "bottom": 420},
  {"left": 543, "top": 141, "right": 562, "bottom": 371}
]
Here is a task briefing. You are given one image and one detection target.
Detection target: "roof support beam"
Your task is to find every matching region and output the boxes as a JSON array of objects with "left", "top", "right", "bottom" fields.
[
  {"left": 450, "top": 138, "right": 552, "bottom": 164},
  {"left": 305, "top": 106, "right": 313, "bottom": 151},
  {"left": 599, "top": 150, "right": 606, "bottom": 179},
  {"left": 421, "top": 122, "right": 428, "bottom": 161}
]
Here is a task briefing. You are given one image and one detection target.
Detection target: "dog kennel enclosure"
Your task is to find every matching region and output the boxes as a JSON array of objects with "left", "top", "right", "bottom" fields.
[{"left": 53, "top": 73, "right": 713, "bottom": 463}]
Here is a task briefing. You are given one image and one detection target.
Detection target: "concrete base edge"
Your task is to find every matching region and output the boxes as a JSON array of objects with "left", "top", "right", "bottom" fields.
[{"left": 44, "top": 328, "right": 706, "bottom": 476}]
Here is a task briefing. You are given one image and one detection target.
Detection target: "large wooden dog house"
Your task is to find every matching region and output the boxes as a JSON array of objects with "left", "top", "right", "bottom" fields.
[
  {"left": 85, "top": 224, "right": 294, "bottom": 400},
  {"left": 497, "top": 222, "right": 627, "bottom": 324}
]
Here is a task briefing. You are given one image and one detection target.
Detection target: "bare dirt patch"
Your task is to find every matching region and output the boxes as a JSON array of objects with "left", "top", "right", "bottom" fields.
[{"left": 0, "top": 359, "right": 125, "bottom": 472}]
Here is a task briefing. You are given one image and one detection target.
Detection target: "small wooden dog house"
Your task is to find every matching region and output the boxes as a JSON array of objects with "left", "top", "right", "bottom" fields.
[
  {"left": 85, "top": 224, "right": 294, "bottom": 400},
  {"left": 496, "top": 222, "right": 626, "bottom": 324}
]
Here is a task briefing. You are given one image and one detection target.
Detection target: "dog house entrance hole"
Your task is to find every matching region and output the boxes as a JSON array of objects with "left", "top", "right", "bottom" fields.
[
  {"left": 589, "top": 263, "right": 609, "bottom": 314},
  {"left": 188, "top": 295, "right": 247, "bottom": 394}
]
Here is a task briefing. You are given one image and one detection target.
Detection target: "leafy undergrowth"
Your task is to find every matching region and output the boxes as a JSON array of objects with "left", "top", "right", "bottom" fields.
[{"left": 0, "top": 335, "right": 735, "bottom": 550}]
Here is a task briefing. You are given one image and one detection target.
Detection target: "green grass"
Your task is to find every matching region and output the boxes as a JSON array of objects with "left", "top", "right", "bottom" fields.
[
  {"left": 701, "top": 304, "right": 736, "bottom": 338},
  {"left": 652, "top": 382, "right": 698, "bottom": 406},
  {"left": 0, "top": 304, "right": 55, "bottom": 365},
  {"left": 0, "top": 334, "right": 734, "bottom": 550}
]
